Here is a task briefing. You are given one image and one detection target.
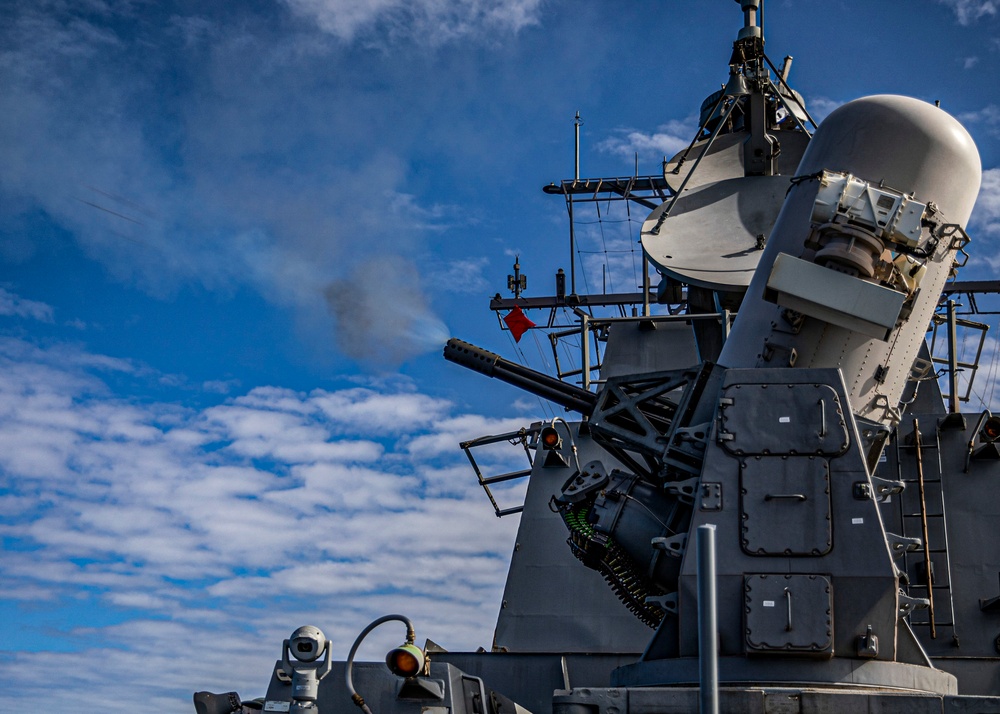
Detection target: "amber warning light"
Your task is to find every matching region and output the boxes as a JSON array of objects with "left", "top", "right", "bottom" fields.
[
  {"left": 982, "top": 416, "right": 1000, "bottom": 443},
  {"left": 541, "top": 425, "right": 562, "bottom": 449},
  {"left": 385, "top": 642, "right": 426, "bottom": 678}
]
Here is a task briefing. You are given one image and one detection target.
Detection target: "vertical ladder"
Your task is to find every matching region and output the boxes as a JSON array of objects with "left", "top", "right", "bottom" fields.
[{"left": 894, "top": 417, "right": 959, "bottom": 645}]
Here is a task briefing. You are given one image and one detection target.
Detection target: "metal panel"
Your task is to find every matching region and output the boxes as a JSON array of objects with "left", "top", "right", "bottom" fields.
[
  {"left": 641, "top": 175, "right": 789, "bottom": 291},
  {"left": 718, "top": 382, "right": 849, "bottom": 456},
  {"left": 740, "top": 456, "right": 832, "bottom": 556},
  {"left": 764, "top": 252, "right": 906, "bottom": 340},
  {"left": 601, "top": 320, "right": 699, "bottom": 379},
  {"left": 492, "top": 425, "right": 653, "bottom": 653},
  {"left": 745, "top": 574, "right": 834, "bottom": 654}
]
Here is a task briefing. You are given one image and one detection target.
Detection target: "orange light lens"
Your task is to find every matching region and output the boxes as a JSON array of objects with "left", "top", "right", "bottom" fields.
[
  {"left": 984, "top": 417, "right": 1000, "bottom": 441},
  {"left": 541, "top": 428, "right": 559, "bottom": 448},
  {"left": 390, "top": 650, "right": 421, "bottom": 677}
]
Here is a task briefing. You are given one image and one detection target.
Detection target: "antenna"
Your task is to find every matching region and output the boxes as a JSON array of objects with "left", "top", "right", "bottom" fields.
[
  {"left": 574, "top": 111, "right": 583, "bottom": 181},
  {"left": 735, "top": 0, "right": 763, "bottom": 43},
  {"left": 508, "top": 255, "right": 527, "bottom": 299}
]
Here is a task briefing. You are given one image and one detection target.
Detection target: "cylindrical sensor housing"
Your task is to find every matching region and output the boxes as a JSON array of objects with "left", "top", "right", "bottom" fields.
[{"left": 718, "top": 95, "right": 981, "bottom": 428}]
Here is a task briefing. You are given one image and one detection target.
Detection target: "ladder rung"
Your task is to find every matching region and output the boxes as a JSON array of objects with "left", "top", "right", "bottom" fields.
[
  {"left": 481, "top": 468, "right": 532, "bottom": 485},
  {"left": 496, "top": 506, "right": 524, "bottom": 517}
]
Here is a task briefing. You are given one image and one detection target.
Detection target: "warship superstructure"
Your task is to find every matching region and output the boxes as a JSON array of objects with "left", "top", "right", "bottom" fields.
[{"left": 194, "top": 2, "right": 1000, "bottom": 712}]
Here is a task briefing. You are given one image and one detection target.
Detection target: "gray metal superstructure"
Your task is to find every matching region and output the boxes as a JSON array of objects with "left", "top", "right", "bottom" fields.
[{"left": 193, "top": 2, "right": 1000, "bottom": 713}]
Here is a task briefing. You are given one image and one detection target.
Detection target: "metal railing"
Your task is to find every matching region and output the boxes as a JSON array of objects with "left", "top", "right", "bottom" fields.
[{"left": 460, "top": 426, "right": 538, "bottom": 518}]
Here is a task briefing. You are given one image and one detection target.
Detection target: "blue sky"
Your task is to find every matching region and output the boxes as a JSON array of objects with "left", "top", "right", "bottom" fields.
[{"left": 2, "top": 0, "right": 1000, "bottom": 710}]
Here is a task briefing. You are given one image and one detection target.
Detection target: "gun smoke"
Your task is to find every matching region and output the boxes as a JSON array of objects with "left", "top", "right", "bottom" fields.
[{"left": 324, "top": 255, "right": 450, "bottom": 367}]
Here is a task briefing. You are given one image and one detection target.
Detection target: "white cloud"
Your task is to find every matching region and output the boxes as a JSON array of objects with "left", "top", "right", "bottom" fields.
[
  {"left": 566, "top": 199, "right": 645, "bottom": 297},
  {"left": 311, "top": 387, "right": 451, "bottom": 433},
  {"left": 202, "top": 378, "right": 240, "bottom": 394},
  {"left": 0, "top": 286, "right": 54, "bottom": 322},
  {"left": 406, "top": 413, "right": 536, "bottom": 459},
  {"left": 0, "top": 4, "right": 468, "bottom": 363},
  {"left": 429, "top": 257, "right": 491, "bottom": 294},
  {"left": 0, "top": 336, "right": 528, "bottom": 709},
  {"left": 958, "top": 104, "right": 1000, "bottom": 138},
  {"left": 971, "top": 167, "right": 1000, "bottom": 240},
  {"left": 282, "top": 0, "right": 544, "bottom": 44},
  {"left": 596, "top": 119, "right": 694, "bottom": 166},
  {"left": 929, "top": 326, "right": 1000, "bottom": 409},
  {"left": 939, "top": 0, "right": 997, "bottom": 24},
  {"left": 805, "top": 96, "right": 845, "bottom": 124}
]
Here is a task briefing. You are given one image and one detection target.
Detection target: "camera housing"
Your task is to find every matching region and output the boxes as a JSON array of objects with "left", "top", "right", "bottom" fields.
[{"left": 287, "top": 625, "right": 327, "bottom": 663}]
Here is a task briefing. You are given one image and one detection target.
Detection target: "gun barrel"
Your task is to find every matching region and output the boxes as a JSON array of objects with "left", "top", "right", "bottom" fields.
[{"left": 444, "top": 338, "right": 597, "bottom": 415}]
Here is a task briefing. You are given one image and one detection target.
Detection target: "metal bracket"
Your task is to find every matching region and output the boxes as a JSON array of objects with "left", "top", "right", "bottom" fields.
[
  {"left": 939, "top": 223, "right": 971, "bottom": 265},
  {"left": 872, "top": 393, "right": 902, "bottom": 428},
  {"left": 397, "top": 678, "right": 446, "bottom": 701},
  {"left": 762, "top": 338, "right": 798, "bottom": 367},
  {"left": 871, "top": 476, "right": 905, "bottom": 500},
  {"left": 899, "top": 591, "right": 930, "bottom": 618},
  {"left": 651, "top": 533, "right": 688, "bottom": 558},
  {"left": 588, "top": 364, "right": 715, "bottom": 479},
  {"left": 856, "top": 625, "right": 879, "bottom": 658},
  {"left": 664, "top": 476, "right": 700, "bottom": 505},
  {"left": 886, "top": 532, "right": 922, "bottom": 559},
  {"left": 646, "top": 592, "right": 679, "bottom": 616},
  {"left": 700, "top": 482, "right": 723, "bottom": 511},
  {"left": 559, "top": 460, "right": 610, "bottom": 504}
]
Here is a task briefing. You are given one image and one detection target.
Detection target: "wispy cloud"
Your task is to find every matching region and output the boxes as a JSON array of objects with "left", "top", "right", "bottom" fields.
[
  {"left": 0, "top": 287, "right": 54, "bottom": 322},
  {"left": 972, "top": 167, "right": 1000, "bottom": 237},
  {"left": 0, "top": 336, "right": 528, "bottom": 708},
  {"left": 572, "top": 211, "right": 644, "bottom": 296},
  {"left": 958, "top": 104, "right": 1000, "bottom": 138},
  {"left": 963, "top": 167, "right": 1000, "bottom": 279},
  {"left": 596, "top": 119, "right": 694, "bottom": 167},
  {"left": 938, "top": 0, "right": 997, "bottom": 24},
  {"left": 282, "top": 0, "right": 544, "bottom": 44},
  {"left": 804, "top": 96, "right": 845, "bottom": 124},
  {"left": 429, "top": 257, "right": 491, "bottom": 294},
  {"left": 0, "top": 3, "right": 478, "bottom": 361}
]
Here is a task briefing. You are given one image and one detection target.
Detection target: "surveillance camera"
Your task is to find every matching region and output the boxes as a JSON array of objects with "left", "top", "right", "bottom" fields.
[{"left": 288, "top": 625, "right": 327, "bottom": 663}]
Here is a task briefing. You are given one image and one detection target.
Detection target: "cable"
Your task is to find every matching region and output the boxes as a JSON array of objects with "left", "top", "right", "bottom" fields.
[
  {"left": 346, "top": 614, "right": 417, "bottom": 714},
  {"left": 551, "top": 416, "right": 582, "bottom": 471},
  {"left": 625, "top": 193, "right": 639, "bottom": 292},
  {"left": 595, "top": 201, "right": 616, "bottom": 293},
  {"left": 504, "top": 328, "right": 554, "bottom": 420},
  {"left": 988, "top": 319, "right": 999, "bottom": 408}
]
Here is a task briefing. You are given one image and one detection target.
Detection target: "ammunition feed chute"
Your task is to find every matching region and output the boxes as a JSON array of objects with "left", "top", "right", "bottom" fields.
[{"left": 551, "top": 364, "right": 721, "bottom": 626}]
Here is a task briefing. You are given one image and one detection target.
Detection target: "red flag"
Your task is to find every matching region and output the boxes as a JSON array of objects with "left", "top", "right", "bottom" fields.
[{"left": 503, "top": 305, "right": 536, "bottom": 342}]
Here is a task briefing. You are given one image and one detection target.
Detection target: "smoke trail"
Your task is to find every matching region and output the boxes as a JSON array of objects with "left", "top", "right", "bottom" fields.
[{"left": 324, "top": 255, "right": 450, "bottom": 366}]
